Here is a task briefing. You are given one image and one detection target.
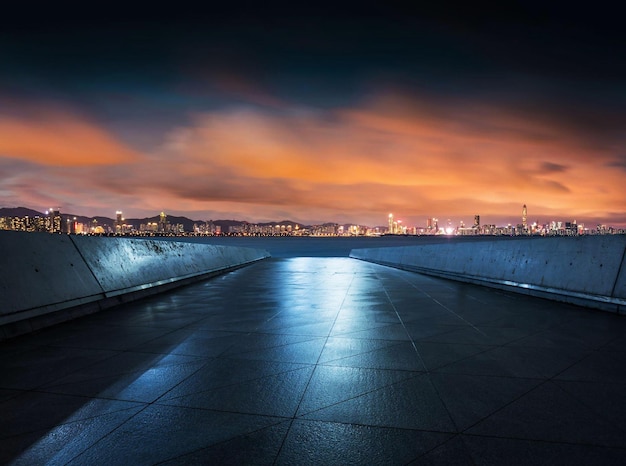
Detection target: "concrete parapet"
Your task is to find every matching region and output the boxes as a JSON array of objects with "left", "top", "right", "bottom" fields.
[
  {"left": 350, "top": 236, "right": 626, "bottom": 313},
  {"left": 0, "top": 231, "right": 269, "bottom": 339}
]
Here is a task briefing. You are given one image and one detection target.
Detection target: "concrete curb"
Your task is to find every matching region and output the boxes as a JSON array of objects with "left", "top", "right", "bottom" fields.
[
  {"left": 0, "top": 231, "right": 270, "bottom": 339},
  {"left": 350, "top": 236, "right": 626, "bottom": 313}
]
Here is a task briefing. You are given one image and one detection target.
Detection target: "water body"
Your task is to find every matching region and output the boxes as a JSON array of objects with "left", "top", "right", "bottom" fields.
[{"left": 157, "top": 235, "right": 526, "bottom": 258}]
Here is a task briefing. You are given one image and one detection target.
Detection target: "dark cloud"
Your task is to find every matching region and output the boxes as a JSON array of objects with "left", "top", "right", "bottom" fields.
[
  {"left": 541, "top": 180, "right": 571, "bottom": 194},
  {"left": 606, "top": 159, "right": 626, "bottom": 172},
  {"left": 2, "top": 5, "right": 623, "bottom": 160},
  {"left": 540, "top": 162, "right": 569, "bottom": 174},
  {"left": 2, "top": 3, "right": 624, "bottom": 93}
]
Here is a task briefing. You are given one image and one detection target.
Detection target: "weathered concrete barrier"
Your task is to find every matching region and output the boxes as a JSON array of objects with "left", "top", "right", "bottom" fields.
[
  {"left": 350, "top": 236, "right": 626, "bottom": 313},
  {"left": 0, "top": 231, "right": 270, "bottom": 339}
]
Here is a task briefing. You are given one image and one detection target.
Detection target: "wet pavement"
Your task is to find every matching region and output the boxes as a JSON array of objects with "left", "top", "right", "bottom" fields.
[{"left": 2, "top": 257, "right": 626, "bottom": 464}]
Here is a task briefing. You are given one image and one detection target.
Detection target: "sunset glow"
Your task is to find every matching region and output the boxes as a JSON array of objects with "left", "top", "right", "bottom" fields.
[{"left": 1, "top": 6, "right": 624, "bottom": 228}]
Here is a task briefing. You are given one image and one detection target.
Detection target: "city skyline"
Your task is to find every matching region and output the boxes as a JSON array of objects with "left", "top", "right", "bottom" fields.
[
  {"left": 2, "top": 204, "right": 623, "bottom": 237},
  {"left": 1, "top": 5, "right": 624, "bottom": 228}
]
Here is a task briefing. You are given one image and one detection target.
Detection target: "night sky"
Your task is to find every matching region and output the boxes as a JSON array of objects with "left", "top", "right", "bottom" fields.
[{"left": 1, "top": 3, "right": 624, "bottom": 228}]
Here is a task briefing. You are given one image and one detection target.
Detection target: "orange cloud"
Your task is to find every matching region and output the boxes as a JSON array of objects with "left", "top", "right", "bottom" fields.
[
  {"left": 0, "top": 111, "right": 142, "bottom": 166},
  {"left": 2, "top": 93, "right": 624, "bottom": 228},
  {"left": 147, "top": 95, "right": 624, "bottom": 225}
]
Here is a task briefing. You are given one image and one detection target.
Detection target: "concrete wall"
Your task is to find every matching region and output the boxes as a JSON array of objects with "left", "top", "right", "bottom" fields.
[
  {"left": 350, "top": 236, "right": 626, "bottom": 313},
  {"left": 0, "top": 231, "right": 270, "bottom": 339}
]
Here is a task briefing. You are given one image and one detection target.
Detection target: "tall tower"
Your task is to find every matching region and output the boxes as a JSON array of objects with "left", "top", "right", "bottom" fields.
[
  {"left": 48, "top": 208, "right": 61, "bottom": 233},
  {"left": 159, "top": 211, "right": 168, "bottom": 232},
  {"left": 522, "top": 204, "right": 528, "bottom": 229},
  {"left": 388, "top": 213, "right": 394, "bottom": 234},
  {"left": 115, "top": 211, "right": 123, "bottom": 234}
]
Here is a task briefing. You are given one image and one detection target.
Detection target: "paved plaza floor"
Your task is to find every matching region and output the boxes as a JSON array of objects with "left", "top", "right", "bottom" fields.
[{"left": 2, "top": 257, "right": 626, "bottom": 464}]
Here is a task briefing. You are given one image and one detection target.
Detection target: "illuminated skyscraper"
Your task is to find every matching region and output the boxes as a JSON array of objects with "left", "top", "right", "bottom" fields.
[
  {"left": 522, "top": 204, "right": 528, "bottom": 229},
  {"left": 159, "top": 211, "right": 168, "bottom": 232},
  {"left": 115, "top": 211, "right": 124, "bottom": 234},
  {"left": 388, "top": 213, "right": 394, "bottom": 234},
  {"left": 48, "top": 208, "right": 62, "bottom": 233}
]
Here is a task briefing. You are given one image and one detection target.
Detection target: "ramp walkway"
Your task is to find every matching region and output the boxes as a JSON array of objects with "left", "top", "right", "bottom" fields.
[{"left": 2, "top": 257, "right": 626, "bottom": 464}]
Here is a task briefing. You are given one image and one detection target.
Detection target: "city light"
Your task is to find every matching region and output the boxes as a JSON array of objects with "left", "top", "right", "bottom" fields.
[{"left": 1, "top": 204, "right": 624, "bottom": 236}]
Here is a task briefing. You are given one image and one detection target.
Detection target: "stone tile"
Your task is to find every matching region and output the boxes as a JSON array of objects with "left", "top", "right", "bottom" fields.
[
  {"left": 277, "top": 420, "right": 453, "bottom": 465},
  {"left": 555, "top": 351, "right": 626, "bottom": 384},
  {"left": 0, "top": 392, "right": 143, "bottom": 440},
  {"left": 136, "top": 329, "right": 244, "bottom": 357},
  {"left": 505, "top": 328, "right": 601, "bottom": 349},
  {"left": 560, "top": 316, "right": 626, "bottom": 348},
  {"left": 114, "top": 311, "right": 208, "bottom": 329},
  {"left": 43, "top": 359, "right": 207, "bottom": 402},
  {"left": 221, "top": 334, "right": 324, "bottom": 357},
  {"left": 429, "top": 373, "right": 543, "bottom": 431},
  {"left": 65, "top": 406, "right": 286, "bottom": 465},
  {"left": 301, "top": 374, "right": 456, "bottom": 431},
  {"left": 468, "top": 382, "right": 626, "bottom": 447},
  {"left": 161, "top": 365, "right": 314, "bottom": 417},
  {"left": 296, "top": 365, "right": 417, "bottom": 416},
  {"left": 403, "top": 322, "right": 464, "bottom": 341},
  {"left": 159, "top": 358, "right": 310, "bottom": 401},
  {"left": 419, "top": 325, "right": 533, "bottom": 346},
  {"left": 4, "top": 403, "right": 145, "bottom": 465},
  {"left": 159, "top": 420, "right": 291, "bottom": 465},
  {"left": 395, "top": 305, "right": 454, "bottom": 323},
  {"left": 0, "top": 339, "right": 40, "bottom": 358},
  {"left": 554, "top": 379, "right": 626, "bottom": 433},
  {"left": 447, "top": 307, "right": 507, "bottom": 326},
  {"left": 0, "top": 388, "right": 21, "bottom": 403},
  {"left": 330, "top": 316, "right": 399, "bottom": 335},
  {"left": 228, "top": 338, "right": 327, "bottom": 364},
  {"left": 331, "top": 323, "right": 412, "bottom": 341},
  {"left": 47, "top": 326, "right": 175, "bottom": 351},
  {"left": 483, "top": 311, "right": 570, "bottom": 331},
  {"left": 41, "top": 351, "right": 203, "bottom": 388},
  {"left": 259, "top": 321, "right": 337, "bottom": 337},
  {"left": 600, "top": 334, "right": 626, "bottom": 352},
  {"left": 435, "top": 345, "right": 591, "bottom": 379},
  {"left": 462, "top": 434, "right": 626, "bottom": 465},
  {"left": 260, "top": 312, "right": 338, "bottom": 331},
  {"left": 0, "top": 346, "right": 118, "bottom": 390},
  {"left": 410, "top": 435, "right": 474, "bottom": 465},
  {"left": 317, "top": 337, "right": 401, "bottom": 364},
  {"left": 402, "top": 310, "right": 481, "bottom": 326},
  {"left": 414, "top": 341, "right": 492, "bottom": 371},
  {"left": 192, "top": 316, "right": 274, "bottom": 333},
  {"left": 320, "top": 341, "right": 426, "bottom": 371}
]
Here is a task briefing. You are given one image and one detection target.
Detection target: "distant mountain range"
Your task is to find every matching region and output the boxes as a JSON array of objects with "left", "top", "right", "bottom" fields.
[{"left": 0, "top": 207, "right": 345, "bottom": 231}]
